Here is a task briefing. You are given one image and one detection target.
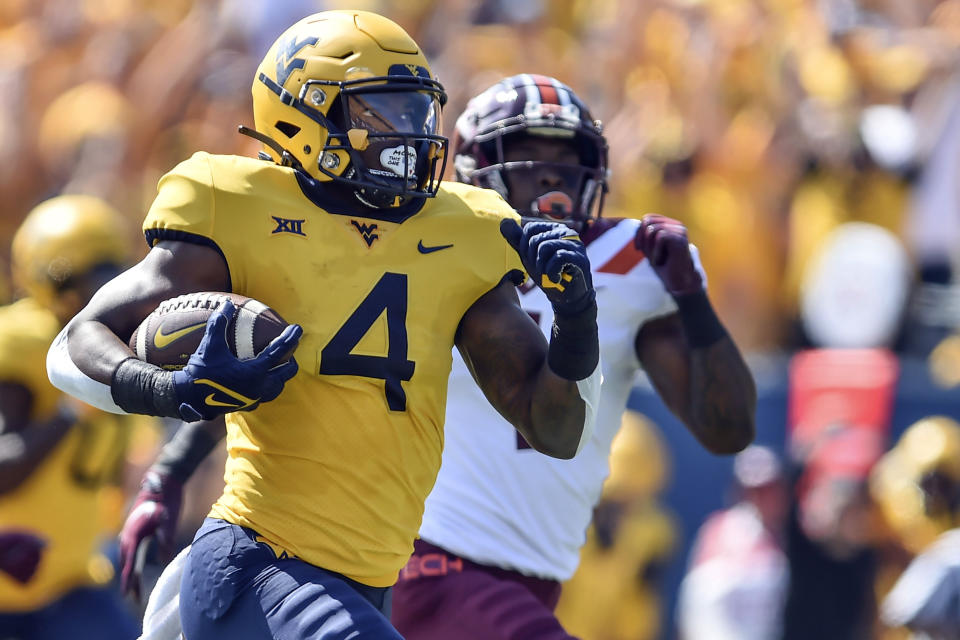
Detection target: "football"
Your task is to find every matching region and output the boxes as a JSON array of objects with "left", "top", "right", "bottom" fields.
[{"left": 128, "top": 292, "right": 290, "bottom": 370}]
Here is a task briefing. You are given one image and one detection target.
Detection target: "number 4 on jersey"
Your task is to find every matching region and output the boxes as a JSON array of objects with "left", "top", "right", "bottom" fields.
[{"left": 319, "top": 272, "right": 415, "bottom": 411}]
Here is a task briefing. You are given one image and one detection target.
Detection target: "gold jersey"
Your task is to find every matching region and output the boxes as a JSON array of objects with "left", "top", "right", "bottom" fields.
[
  {"left": 0, "top": 299, "right": 128, "bottom": 611},
  {"left": 143, "top": 152, "right": 523, "bottom": 586}
]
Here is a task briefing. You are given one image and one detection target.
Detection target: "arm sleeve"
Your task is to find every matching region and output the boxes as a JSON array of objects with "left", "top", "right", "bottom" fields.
[
  {"left": 574, "top": 362, "right": 602, "bottom": 455},
  {"left": 46, "top": 321, "right": 127, "bottom": 414}
]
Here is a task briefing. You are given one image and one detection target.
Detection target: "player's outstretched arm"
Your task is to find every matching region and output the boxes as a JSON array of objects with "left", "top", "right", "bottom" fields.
[
  {"left": 633, "top": 215, "right": 755, "bottom": 454},
  {"left": 47, "top": 240, "right": 301, "bottom": 422},
  {"left": 119, "top": 416, "right": 225, "bottom": 600},
  {"left": 456, "top": 220, "right": 601, "bottom": 460}
]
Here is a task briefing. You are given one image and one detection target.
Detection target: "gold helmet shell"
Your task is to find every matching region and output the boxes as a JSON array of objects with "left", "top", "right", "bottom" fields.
[
  {"left": 12, "top": 195, "right": 129, "bottom": 311},
  {"left": 871, "top": 416, "right": 960, "bottom": 552},
  {"left": 251, "top": 11, "right": 447, "bottom": 205}
]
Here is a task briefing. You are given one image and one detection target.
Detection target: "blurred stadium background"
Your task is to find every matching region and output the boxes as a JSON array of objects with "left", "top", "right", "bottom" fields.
[{"left": 5, "top": 0, "right": 960, "bottom": 638}]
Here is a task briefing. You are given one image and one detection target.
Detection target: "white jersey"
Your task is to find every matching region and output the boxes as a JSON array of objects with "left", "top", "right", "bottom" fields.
[{"left": 420, "top": 217, "right": 699, "bottom": 581}]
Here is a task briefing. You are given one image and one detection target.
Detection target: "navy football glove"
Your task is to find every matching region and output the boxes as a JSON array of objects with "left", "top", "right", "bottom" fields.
[
  {"left": 500, "top": 219, "right": 599, "bottom": 381},
  {"left": 172, "top": 300, "right": 301, "bottom": 422},
  {"left": 500, "top": 220, "right": 595, "bottom": 317}
]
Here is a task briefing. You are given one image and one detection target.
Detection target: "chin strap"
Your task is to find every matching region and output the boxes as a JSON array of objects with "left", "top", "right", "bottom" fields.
[{"left": 237, "top": 125, "right": 304, "bottom": 171}]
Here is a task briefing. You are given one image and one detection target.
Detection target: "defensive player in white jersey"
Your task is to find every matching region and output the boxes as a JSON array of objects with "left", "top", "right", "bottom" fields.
[
  {"left": 119, "top": 74, "right": 754, "bottom": 639},
  {"left": 389, "top": 74, "right": 756, "bottom": 639}
]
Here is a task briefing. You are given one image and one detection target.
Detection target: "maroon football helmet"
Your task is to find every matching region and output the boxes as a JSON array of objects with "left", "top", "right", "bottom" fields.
[{"left": 452, "top": 74, "right": 608, "bottom": 227}]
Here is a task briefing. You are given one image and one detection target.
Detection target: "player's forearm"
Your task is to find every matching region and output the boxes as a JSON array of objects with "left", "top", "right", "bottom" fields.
[
  {"left": 475, "top": 341, "right": 599, "bottom": 460},
  {"left": 521, "top": 294, "right": 601, "bottom": 458},
  {"left": 68, "top": 317, "right": 139, "bottom": 383},
  {"left": 524, "top": 373, "right": 589, "bottom": 459},
  {"left": 51, "top": 240, "right": 234, "bottom": 415},
  {"left": 0, "top": 412, "right": 72, "bottom": 494},
  {"left": 685, "top": 336, "right": 756, "bottom": 454},
  {"left": 520, "top": 306, "right": 602, "bottom": 459},
  {"left": 672, "top": 290, "right": 754, "bottom": 454},
  {"left": 52, "top": 301, "right": 181, "bottom": 418}
]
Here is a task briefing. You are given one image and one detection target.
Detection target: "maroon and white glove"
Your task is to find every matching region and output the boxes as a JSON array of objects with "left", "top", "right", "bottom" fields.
[
  {"left": 636, "top": 214, "right": 727, "bottom": 348},
  {"left": 634, "top": 214, "right": 703, "bottom": 297},
  {"left": 118, "top": 470, "right": 183, "bottom": 599},
  {"left": 0, "top": 530, "right": 46, "bottom": 584}
]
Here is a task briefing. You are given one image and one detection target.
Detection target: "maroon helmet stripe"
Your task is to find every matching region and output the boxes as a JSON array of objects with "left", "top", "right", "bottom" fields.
[{"left": 530, "top": 73, "right": 560, "bottom": 105}]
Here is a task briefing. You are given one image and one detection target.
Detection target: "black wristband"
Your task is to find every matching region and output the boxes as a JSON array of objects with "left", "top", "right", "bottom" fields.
[
  {"left": 151, "top": 420, "right": 221, "bottom": 482},
  {"left": 110, "top": 358, "right": 181, "bottom": 419},
  {"left": 548, "top": 302, "right": 600, "bottom": 381},
  {"left": 674, "top": 290, "right": 728, "bottom": 349}
]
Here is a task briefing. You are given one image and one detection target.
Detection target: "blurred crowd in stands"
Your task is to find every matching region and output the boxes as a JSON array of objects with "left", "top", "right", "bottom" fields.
[
  {"left": 6, "top": 0, "right": 960, "bottom": 638},
  {"left": 6, "top": 0, "right": 960, "bottom": 356}
]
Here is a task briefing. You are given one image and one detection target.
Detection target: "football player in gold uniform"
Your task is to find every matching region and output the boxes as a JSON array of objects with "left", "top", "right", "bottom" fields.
[
  {"left": 48, "top": 11, "right": 602, "bottom": 639},
  {"left": 0, "top": 196, "right": 138, "bottom": 639}
]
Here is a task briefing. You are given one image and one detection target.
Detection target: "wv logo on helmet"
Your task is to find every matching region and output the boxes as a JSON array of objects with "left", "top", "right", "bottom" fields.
[{"left": 275, "top": 34, "right": 320, "bottom": 85}]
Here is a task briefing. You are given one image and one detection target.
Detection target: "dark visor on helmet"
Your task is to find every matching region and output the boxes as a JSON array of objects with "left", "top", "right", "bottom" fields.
[{"left": 344, "top": 90, "right": 441, "bottom": 135}]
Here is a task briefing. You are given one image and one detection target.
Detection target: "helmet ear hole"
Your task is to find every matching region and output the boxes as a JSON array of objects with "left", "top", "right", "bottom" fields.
[{"left": 275, "top": 121, "right": 301, "bottom": 138}]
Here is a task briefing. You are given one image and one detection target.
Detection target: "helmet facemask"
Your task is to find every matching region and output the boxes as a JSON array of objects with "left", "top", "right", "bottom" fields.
[
  {"left": 452, "top": 75, "right": 608, "bottom": 228},
  {"left": 466, "top": 129, "right": 607, "bottom": 227},
  {"left": 285, "top": 75, "right": 448, "bottom": 208}
]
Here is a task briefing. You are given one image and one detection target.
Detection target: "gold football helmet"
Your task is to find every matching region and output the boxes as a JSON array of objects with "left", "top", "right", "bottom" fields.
[
  {"left": 248, "top": 11, "right": 448, "bottom": 208},
  {"left": 12, "top": 195, "right": 129, "bottom": 314},
  {"left": 872, "top": 416, "right": 960, "bottom": 552}
]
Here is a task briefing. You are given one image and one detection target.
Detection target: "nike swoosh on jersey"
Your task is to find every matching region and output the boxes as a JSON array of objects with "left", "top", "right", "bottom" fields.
[
  {"left": 418, "top": 240, "right": 454, "bottom": 254},
  {"left": 154, "top": 322, "right": 207, "bottom": 349}
]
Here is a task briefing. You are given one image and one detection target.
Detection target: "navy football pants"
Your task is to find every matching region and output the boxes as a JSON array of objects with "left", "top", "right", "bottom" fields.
[{"left": 179, "top": 518, "right": 401, "bottom": 639}]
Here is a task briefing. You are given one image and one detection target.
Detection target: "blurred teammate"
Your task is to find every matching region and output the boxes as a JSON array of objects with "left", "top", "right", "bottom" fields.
[
  {"left": 872, "top": 416, "right": 960, "bottom": 555},
  {"left": 874, "top": 417, "right": 960, "bottom": 638},
  {"left": 388, "top": 75, "right": 756, "bottom": 639},
  {"left": 0, "top": 196, "right": 138, "bottom": 639},
  {"left": 48, "top": 13, "right": 602, "bottom": 639}
]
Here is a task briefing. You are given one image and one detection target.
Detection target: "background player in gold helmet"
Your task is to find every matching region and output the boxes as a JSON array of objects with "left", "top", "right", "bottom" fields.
[
  {"left": 48, "top": 11, "right": 603, "bottom": 639},
  {"left": 873, "top": 417, "right": 960, "bottom": 638},
  {"left": 0, "top": 195, "right": 138, "bottom": 638},
  {"left": 872, "top": 416, "right": 960, "bottom": 556}
]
